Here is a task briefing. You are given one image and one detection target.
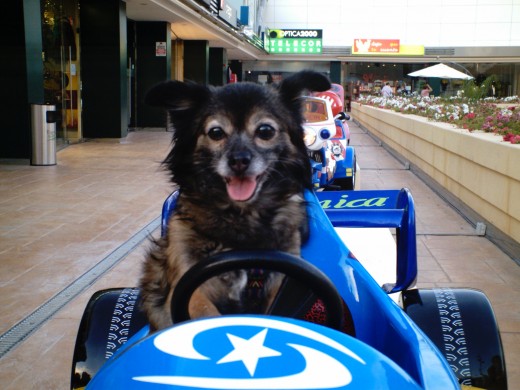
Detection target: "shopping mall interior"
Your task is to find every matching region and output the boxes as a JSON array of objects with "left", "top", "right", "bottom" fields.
[{"left": 3, "top": 0, "right": 519, "bottom": 159}]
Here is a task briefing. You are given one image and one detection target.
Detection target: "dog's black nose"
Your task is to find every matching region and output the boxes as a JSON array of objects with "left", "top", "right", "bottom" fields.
[{"left": 228, "top": 151, "right": 252, "bottom": 174}]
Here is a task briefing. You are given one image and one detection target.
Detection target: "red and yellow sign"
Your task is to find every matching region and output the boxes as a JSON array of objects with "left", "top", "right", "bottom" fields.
[
  {"left": 352, "top": 39, "right": 424, "bottom": 56},
  {"left": 353, "top": 39, "right": 400, "bottom": 54}
]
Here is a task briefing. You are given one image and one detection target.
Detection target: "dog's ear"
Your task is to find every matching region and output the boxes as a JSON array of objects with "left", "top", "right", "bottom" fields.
[
  {"left": 145, "top": 81, "right": 212, "bottom": 180},
  {"left": 278, "top": 70, "right": 331, "bottom": 105},
  {"left": 145, "top": 80, "right": 211, "bottom": 111}
]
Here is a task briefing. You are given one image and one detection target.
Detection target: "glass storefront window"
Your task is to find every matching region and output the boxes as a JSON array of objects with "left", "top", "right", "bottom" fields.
[{"left": 41, "top": 0, "right": 81, "bottom": 146}]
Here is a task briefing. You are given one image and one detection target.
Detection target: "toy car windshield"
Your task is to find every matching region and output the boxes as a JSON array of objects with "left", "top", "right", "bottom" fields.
[{"left": 303, "top": 97, "right": 330, "bottom": 123}]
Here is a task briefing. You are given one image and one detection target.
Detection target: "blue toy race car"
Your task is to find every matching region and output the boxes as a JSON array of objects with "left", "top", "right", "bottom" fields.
[{"left": 71, "top": 189, "right": 506, "bottom": 389}]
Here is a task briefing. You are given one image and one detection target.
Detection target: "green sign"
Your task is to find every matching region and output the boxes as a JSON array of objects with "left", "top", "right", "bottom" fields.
[{"left": 266, "top": 29, "right": 323, "bottom": 54}]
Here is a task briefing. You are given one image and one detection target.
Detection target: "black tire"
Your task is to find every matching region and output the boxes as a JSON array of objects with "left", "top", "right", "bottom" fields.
[
  {"left": 332, "top": 177, "right": 354, "bottom": 191},
  {"left": 71, "top": 288, "right": 148, "bottom": 389},
  {"left": 332, "top": 156, "right": 356, "bottom": 190},
  {"left": 403, "top": 288, "right": 507, "bottom": 389}
]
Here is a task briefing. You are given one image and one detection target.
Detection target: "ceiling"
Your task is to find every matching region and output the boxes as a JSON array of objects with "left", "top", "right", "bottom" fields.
[
  {"left": 124, "top": 1, "right": 520, "bottom": 65},
  {"left": 125, "top": 0, "right": 267, "bottom": 61}
]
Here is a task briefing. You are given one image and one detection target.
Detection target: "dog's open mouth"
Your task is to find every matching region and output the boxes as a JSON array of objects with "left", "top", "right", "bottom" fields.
[{"left": 226, "top": 176, "right": 259, "bottom": 201}]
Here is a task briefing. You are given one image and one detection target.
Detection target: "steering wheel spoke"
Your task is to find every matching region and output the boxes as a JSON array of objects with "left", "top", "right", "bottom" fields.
[
  {"left": 171, "top": 250, "right": 346, "bottom": 331},
  {"left": 266, "top": 277, "right": 319, "bottom": 319}
]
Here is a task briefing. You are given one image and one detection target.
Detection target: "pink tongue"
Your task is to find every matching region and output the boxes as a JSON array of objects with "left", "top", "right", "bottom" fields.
[{"left": 226, "top": 176, "right": 257, "bottom": 201}]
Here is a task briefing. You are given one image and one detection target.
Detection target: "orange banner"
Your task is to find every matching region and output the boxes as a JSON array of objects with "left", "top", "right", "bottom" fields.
[{"left": 353, "top": 39, "right": 400, "bottom": 54}]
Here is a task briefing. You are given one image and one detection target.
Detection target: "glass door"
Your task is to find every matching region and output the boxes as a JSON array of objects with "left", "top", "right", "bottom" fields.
[{"left": 41, "top": 0, "right": 81, "bottom": 146}]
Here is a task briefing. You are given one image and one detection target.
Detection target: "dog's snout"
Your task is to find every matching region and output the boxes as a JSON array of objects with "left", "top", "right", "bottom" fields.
[{"left": 228, "top": 151, "right": 252, "bottom": 174}]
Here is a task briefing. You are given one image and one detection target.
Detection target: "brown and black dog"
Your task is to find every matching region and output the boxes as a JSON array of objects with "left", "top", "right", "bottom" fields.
[{"left": 139, "top": 71, "right": 331, "bottom": 330}]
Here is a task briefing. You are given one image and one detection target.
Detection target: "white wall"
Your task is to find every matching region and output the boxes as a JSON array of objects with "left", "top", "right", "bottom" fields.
[{"left": 264, "top": 0, "right": 520, "bottom": 47}]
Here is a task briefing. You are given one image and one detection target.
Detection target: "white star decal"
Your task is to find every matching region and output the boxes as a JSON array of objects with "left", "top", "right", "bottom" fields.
[{"left": 217, "top": 328, "right": 281, "bottom": 376}]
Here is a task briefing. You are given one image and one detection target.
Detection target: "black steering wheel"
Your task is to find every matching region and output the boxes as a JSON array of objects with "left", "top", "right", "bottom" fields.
[{"left": 170, "top": 250, "right": 346, "bottom": 331}]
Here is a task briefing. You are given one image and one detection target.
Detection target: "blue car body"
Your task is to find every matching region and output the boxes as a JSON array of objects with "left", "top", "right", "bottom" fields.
[{"left": 85, "top": 189, "right": 461, "bottom": 389}]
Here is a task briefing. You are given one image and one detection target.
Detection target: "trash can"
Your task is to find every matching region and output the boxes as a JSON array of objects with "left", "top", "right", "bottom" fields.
[{"left": 31, "top": 104, "right": 58, "bottom": 166}]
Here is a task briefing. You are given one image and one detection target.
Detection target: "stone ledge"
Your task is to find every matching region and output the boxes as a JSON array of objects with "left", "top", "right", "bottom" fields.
[{"left": 352, "top": 102, "right": 520, "bottom": 254}]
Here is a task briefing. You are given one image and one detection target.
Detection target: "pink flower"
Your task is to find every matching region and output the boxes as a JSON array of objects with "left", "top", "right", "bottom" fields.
[{"left": 502, "top": 133, "right": 520, "bottom": 143}]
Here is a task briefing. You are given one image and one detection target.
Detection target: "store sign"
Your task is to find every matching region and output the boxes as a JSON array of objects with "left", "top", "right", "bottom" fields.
[
  {"left": 219, "top": 0, "right": 238, "bottom": 27},
  {"left": 266, "top": 29, "right": 323, "bottom": 54},
  {"left": 155, "top": 42, "right": 166, "bottom": 57},
  {"left": 397, "top": 45, "right": 425, "bottom": 56},
  {"left": 353, "top": 39, "right": 400, "bottom": 55}
]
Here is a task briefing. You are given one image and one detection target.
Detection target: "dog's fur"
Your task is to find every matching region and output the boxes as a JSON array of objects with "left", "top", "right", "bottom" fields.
[{"left": 139, "top": 71, "right": 331, "bottom": 330}]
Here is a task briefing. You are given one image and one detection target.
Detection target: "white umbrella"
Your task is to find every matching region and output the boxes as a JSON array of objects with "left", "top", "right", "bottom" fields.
[{"left": 407, "top": 63, "right": 473, "bottom": 80}]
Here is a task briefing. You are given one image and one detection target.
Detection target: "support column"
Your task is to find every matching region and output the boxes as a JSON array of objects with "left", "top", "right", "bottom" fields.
[
  {"left": 80, "top": 0, "right": 128, "bottom": 138},
  {"left": 0, "top": 0, "right": 43, "bottom": 158},
  {"left": 330, "top": 61, "right": 341, "bottom": 84},
  {"left": 209, "top": 47, "right": 228, "bottom": 86},
  {"left": 135, "top": 22, "right": 171, "bottom": 127},
  {"left": 184, "top": 40, "right": 209, "bottom": 85}
]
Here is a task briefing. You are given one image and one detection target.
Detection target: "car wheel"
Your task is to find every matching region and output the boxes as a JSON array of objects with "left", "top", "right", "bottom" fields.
[
  {"left": 403, "top": 288, "right": 507, "bottom": 389},
  {"left": 71, "top": 288, "right": 148, "bottom": 389},
  {"left": 331, "top": 157, "right": 356, "bottom": 190}
]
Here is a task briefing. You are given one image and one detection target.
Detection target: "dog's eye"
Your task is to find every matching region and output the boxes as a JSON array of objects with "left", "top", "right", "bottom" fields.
[
  {"left": 255, "top": 124, "right": 276, "bottom": 141},
  {"left": 207, "top": 127, "right": 226, "bottom": 141}
]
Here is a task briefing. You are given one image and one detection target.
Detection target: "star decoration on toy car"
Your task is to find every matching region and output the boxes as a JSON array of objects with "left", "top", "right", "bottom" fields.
[{"left": 217, "top": 328, "right": 281, "bottom": 375}]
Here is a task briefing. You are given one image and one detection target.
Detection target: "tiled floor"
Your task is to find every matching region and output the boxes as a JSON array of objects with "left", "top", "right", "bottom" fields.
[{"left": 0, "top": 123, "right": 518, "bottom": 389}]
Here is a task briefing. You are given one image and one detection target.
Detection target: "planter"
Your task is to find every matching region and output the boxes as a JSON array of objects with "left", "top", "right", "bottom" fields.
[{"left": 352, "top": 102, "right": 520, "bottom": 246}]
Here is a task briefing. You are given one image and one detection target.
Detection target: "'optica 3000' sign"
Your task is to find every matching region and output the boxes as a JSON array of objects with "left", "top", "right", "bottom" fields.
[{"left": 266, "top": 29, "right": 322, "bottom": 54}]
